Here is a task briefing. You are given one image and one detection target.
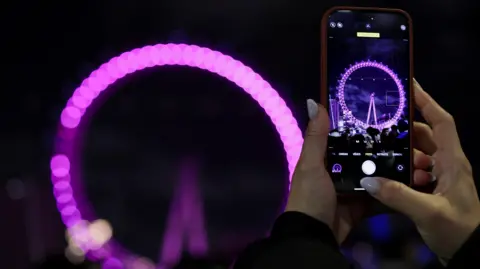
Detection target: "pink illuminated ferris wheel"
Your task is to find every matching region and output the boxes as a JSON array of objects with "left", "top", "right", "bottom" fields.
[
  {"left": 336, "top": 60, "right": 406, "bottom": 130},
  {"left": 49, "top": 43, "right": 304, "bottom": 268}
]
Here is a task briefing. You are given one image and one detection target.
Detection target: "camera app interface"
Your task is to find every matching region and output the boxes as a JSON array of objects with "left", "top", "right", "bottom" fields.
[{"left": 326, "top": 11, "right": 411, "bottom": 191}]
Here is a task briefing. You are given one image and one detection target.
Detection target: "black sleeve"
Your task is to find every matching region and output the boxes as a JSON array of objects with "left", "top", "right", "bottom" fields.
[
  {"left": 233, "top": 212, "right": 353, "bottom": 269},
  {"left": 446, "top": 225, "right": 480, "bottom": 268}
]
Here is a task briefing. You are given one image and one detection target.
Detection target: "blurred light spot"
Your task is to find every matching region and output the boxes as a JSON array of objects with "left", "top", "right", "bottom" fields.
[
  {"left": 50, "top": 154, "right": 71, "bottom": 177},
  {"left": 368, "top": 214, "right": 390, "bottom": 241},
  {"left": 65, "top": 243, "right": 85, "bottom": 264},
  {"left": 130, "top": 257, "right": 155, "bottom": 269},
  {"left": 89, "top": 219, "right": 113, "bottom": 249},
  {"left": 103, "top": 257, "right": 123, "bottom": 269},
  {"left": 66, "top": 221, "right": 90, "bottom": 248},
  {"left": 352, "top": 242, "right": 374, "bottom": 266},
  {"left": 416, "top": 243, "right": 434, "bottom": 265},
  {"left": 6, "top": 178, "right": 26, "bottom": 200}
]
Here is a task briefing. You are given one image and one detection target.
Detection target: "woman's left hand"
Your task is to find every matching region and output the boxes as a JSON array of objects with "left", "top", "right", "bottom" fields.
[{"left": 285, "top": 99, "right": 351, "bottom": 242}]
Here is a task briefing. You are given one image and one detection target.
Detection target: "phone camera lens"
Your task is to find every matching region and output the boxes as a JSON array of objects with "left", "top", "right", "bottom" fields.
[
  {"left": 337, "top": 22, "right": 343, "bottom": 28},
  {"left": 330, "top": 22, "right": 336, "bottom": 28},
  {"left": 366, "top": 23, "right": 371, "bottom": 29}
]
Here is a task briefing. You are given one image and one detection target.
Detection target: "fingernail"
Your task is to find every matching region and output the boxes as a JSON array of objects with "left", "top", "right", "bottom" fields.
[
  {"left": 360, "top": 177, "right": 380, "bottom": 194},
  {"left": 413, "top": 78, "right": 420, "bottom": 87},
  {"left": 306, "top": 99, "right": 318, "bottom": 120}
]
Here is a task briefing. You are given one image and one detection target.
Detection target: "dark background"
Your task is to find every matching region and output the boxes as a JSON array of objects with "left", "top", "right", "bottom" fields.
[{"left": 1, "top": 0, "right": 479, "bottom": 268}]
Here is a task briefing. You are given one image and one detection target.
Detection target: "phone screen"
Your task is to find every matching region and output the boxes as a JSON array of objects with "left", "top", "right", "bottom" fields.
[{"left": 325, "top": 10, "right": 412, "bottom": 192}]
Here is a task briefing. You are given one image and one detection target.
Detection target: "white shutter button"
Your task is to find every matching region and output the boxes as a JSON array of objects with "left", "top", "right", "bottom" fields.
[{"left": 362, "top": 160, "right": 376, "bottom": 176}]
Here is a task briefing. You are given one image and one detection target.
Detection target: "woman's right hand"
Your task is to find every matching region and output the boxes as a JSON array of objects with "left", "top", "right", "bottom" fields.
[{"left": 359, "top": 80, "right": 480, "bottom": 261}]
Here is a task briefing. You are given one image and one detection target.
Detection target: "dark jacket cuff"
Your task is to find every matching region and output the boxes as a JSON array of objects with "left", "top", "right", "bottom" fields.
[
  {"left": 447, "top": 224, "right": 480, "bottom": 268},
  {"left": 270, "top": 211, "right": 339, "bottom": 250}
]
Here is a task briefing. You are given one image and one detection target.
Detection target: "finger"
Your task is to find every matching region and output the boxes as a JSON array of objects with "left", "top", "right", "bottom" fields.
[
  {"left": 413, "top": 122, "right": 437, "bottom": 155},
  {"left": 414, "top": 79, "right": 460, "bottom": 149},
  {"left": 413, "top": 169, "right": 434, "bottom": 186},
  {"left": 414, "top": 149, "right": 433, "bottom": 170},
  {"left": 297, "top": 99, "right": 330, "bottom": 170},
  {"left": 360, "top": 177, "right": 434, "bottom": 221}
]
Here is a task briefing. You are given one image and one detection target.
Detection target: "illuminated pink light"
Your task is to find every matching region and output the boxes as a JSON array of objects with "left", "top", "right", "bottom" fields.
[
  {"left": 50, "top": 43, "right": 303, "bottom": 267},
  {"left": 159, "top": 159, "right": 208, "bottom": 267}
]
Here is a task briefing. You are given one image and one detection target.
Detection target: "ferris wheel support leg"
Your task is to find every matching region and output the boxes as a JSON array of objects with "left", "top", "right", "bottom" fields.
[{"left": 366, "top": 99, "right": 372, "bottom": 125}]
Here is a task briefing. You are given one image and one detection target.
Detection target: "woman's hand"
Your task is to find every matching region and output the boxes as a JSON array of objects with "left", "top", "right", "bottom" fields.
[
  {"left": 284, "top": 100, "right": 367, "bottom": 243},
  {"left": 285, "top": 98, "right": 436, "bottom": 244},
  {"left": 360, "top": 80, "right": 480, "bottom": 260},
  {"left": 285, "top": 100, "right": 337, "bottom": 231}
]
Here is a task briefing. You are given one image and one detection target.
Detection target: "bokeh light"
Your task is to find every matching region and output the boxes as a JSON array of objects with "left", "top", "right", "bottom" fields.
[
  {"left": 89, "top": 219, "right": 113, "bottom": 250},
  {"left": 5, "top": 178, "right": 26, "bottom": 200}
]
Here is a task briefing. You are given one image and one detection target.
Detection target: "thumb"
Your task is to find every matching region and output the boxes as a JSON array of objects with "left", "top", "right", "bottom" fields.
[
  {"left": 297, "top": 99, "right": 330, "bottom": 170},
  {"left": 360, "top": 177, "right": 433, "bottom": 221}
]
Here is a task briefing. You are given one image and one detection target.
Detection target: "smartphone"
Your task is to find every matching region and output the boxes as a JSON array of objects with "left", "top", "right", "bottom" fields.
[{"left": 321, "top": 7, "right": 413, "bottom": 194}]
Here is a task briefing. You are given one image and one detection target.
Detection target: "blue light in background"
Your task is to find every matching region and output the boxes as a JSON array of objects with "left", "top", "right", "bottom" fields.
[
  {"left": 368, "top": 214, "right": 390, "bottom": 241},
  {"left": 416, "top": 244, "right": 434, "bottom": 265},
  {"left": 340, "top": 247, "right": 350, "bottom": 257}
]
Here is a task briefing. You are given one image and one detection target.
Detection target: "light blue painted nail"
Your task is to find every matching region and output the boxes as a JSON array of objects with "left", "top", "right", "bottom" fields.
[
  {"left": 306, "top": 99, "right": 318, "bottom": 120},
  {"left": 360, "top": 177, "right": 380, "bottom": 194}
]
